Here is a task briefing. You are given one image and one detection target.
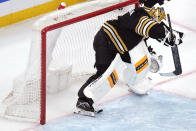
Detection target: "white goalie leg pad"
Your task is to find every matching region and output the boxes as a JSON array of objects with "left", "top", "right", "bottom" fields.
[
  {"left": 129, "top": 77, "right": 153, "bottom": 95},
  {"left": 121, "top": 62, "right": 136, "bottom": 87},
  {"left": 124, "top": 41, "right": 152, "bottom": 95},
  {"left": 83, "top": 54, "right": 125, "bottom": 103},
  {"left": 123, "top": 62, "right": 152, "bottom": 95}
]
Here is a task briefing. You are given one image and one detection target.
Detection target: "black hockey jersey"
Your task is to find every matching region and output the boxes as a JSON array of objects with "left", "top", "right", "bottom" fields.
[{"left": 102, "top": 7, "right": 166, "bottom": 54}]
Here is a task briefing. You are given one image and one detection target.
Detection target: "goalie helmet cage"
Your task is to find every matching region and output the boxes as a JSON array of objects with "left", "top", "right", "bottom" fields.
[{"left": 1, "top": 0, "right": 139, "bottom": 125}]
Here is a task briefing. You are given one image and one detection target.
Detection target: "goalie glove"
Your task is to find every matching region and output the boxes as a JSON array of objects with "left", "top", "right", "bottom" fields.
[{"left": 164, "top": 29, "right": 184, "bottom": 46}]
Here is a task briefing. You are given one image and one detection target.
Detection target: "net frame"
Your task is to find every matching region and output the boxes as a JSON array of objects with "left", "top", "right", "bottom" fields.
[
  {"left": 1, "top": 0, "right": 137, "bottom": 125},
  {"left": 40, "top": 0, "right": 139, "bottom": 125}
]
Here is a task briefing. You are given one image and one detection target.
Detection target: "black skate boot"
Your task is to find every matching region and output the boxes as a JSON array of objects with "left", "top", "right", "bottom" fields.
[
  {"left": 74, "top": 98, "right": 103, "bottom": 117},
  {"left": 74, "top": 98, "right": 95, "bottom": 117}
]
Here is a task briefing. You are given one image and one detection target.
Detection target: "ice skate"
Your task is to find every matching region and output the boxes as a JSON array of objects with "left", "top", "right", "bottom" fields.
[
  {"left": 74, "top": 99, "right": 102, "bottom": 117},
  {"left": 74, "top": 107, "right": 95, "bottom": 117}
]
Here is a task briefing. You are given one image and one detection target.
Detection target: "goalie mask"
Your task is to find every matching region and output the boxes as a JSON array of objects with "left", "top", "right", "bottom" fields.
[{"left": 144, "top": 6, "right": 166, "bottom": 22}]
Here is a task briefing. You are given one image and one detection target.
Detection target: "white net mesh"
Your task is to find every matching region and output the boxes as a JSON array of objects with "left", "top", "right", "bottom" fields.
[{"left": 0, "top": 0, "right": 137, "bottom": 123}]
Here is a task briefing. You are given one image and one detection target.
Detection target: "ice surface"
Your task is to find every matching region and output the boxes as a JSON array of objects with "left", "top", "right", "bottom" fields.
[{"left": 37, "top": 91, "right": 196, "bottom": 131}]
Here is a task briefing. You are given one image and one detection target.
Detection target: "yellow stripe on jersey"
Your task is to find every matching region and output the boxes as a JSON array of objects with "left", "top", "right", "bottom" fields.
[
  {"left": 135, "top": 16, "right": 148, "bottom": 34},
  {"left": 135, "top": 16, "right": 158, "bottom": 38},
  {"left": 105, "top": 22, "right": 128, "bottom": 52},
  {"left": 103, "top": 28, "right": 124, "bottom": 54},
  {"left": 108, "top": 70, "right": 119, "bottom": 88},
  {"left": 135, "top": 55, "right": 149, "bottom": 74},
  {"left": 146, "top": 21, "right": 157, "bottom": 37},
  {"left": 139, "top": 19, "right": 151, "bottom": 36}
]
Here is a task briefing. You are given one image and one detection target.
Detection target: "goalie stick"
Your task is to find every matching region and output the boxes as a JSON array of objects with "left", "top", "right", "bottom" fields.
[{"left": 159, "top": 14, "right": 182, "bottom": 76}]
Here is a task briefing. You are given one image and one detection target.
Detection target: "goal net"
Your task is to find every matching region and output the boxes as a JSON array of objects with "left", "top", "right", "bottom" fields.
[{"left": 0, "top": 0, "right": 139, "bottom": 124}]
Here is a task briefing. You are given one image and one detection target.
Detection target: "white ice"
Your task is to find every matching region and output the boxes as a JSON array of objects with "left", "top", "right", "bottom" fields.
[{"left": 0, "top": 0, "right": 196, "bottom": 130}]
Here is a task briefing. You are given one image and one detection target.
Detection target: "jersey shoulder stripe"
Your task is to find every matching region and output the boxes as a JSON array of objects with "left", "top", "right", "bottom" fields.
[{"left": 135, "top": 16, "right": 158, "bottom": 37}]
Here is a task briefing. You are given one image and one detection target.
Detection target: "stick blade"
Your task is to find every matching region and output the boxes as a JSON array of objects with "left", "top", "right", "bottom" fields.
[{"left": 159, "top": 69, "right": 182, "bottom": 77}]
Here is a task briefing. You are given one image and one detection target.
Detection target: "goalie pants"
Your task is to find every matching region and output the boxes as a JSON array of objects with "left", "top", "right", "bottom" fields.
[{"left": 78, "top": 28, "right": 131, "bottom": 105}]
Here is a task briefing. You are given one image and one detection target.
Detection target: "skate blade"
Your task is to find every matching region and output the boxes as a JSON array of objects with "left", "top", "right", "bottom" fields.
[
  {"left": 95, "top": 109, "right": 103, "bottom": 113},
  {"left": 74, "top": 108, "right": 95, "bottom": 117}
]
